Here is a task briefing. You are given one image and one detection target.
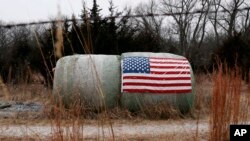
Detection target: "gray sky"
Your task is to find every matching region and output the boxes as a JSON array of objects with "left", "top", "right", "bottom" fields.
[{"left": 0, "top": 0, "right": 145, "bottom": 23}]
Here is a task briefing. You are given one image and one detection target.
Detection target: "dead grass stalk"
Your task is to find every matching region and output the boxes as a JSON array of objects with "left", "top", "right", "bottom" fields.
[{"left": 209, "top": 64, "right": 243, "bottom": 141}]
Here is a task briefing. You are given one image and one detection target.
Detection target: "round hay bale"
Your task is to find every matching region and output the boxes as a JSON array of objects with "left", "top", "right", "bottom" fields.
[
  {"left": 121, "top": 52, "right": 195, "bottom": 112},
  {"left": 53, "top": 55, "right": 121, "bottom": 109}
]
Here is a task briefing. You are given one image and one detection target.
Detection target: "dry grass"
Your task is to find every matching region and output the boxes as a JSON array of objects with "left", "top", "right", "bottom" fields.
[
  {"left": 0, "top": 76, "right": 10, "bottom": 100},
  {"left": 194, "top": 73, "right": 213, "bottom": 117},
  {"left": 6, "top": 84, "right": 50, "bottom": 102},
  {"left": 0, "top": 73, "right": 205, "bottom": 141},
  {"left": 0, "top": 70, "right": 249, "bottom": 140},
  {"left": 209, "top": 65, "right": 250, "bottom": 141}
]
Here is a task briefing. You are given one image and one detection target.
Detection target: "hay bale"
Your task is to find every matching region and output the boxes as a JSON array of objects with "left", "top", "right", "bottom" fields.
[
  {"left": 53, "top": 55, "right": 121, "bottom": 109},
  {"left": 121, "top": 52, "right": 195, "bottom": 112}
]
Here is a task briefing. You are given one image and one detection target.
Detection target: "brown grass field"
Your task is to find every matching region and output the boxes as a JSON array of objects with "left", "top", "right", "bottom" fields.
[{"left": 0, "top": 67, "right": 249, "bottom": 141}]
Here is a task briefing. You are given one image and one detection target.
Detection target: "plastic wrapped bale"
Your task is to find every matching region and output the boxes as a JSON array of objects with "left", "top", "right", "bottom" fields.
[
  {"left": 53, "top": 55, "right": 121, "bottom": 110},
  {"left": 121, "top": 52, "right": 195, "bottom": 113}
]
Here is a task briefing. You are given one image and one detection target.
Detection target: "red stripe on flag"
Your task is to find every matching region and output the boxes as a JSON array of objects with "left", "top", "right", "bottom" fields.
[
  {"left": 150, "top": 61, "right": 189, "bottom": 64},
  {"left": 150, "top": 66, "right": 190, "bottom": 69},
  {"left": 123, "top": 76, "right": 191, "bottom": 80},
  {"left": 123, "top": 82, "right": 192, "bottom": 87},
  {"left": 123, "top": 89, "right": 192, "bottom": 93},
  {"left": 150, "top": 71, "right": 190, "bottom": 74}
]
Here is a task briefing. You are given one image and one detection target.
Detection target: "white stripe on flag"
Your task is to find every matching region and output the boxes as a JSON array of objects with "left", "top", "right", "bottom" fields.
[
  {"left": 122, "top": 79, "right": 192, "bottom": 84},
  {"left": 150, "top": 58, "right": 188, "bottom": 63}
]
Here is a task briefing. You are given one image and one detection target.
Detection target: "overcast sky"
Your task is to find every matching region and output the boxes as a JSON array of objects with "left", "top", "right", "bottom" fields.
[{"left": 0, "top": 0, "right": 145, "bottom": 23}]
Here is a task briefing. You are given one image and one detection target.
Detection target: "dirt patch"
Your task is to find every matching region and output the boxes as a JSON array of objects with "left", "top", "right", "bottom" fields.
[
  {"left": 0, "top": 119, "right": 209, "bottom": 140},
  {"left": 0, "top": 101, "right": 44, "bottom": 119}
]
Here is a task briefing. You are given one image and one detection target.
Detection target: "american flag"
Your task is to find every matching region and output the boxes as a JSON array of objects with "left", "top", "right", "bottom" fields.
[{"left": 121, "top": 56, "right": 192, "bottom": 94}]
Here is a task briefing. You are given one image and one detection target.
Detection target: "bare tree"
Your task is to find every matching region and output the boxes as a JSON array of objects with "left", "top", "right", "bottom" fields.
[
  {"left": 209, "top": 0, "right": 221, "bottom": 46},
  {"left": 242, "top": 7, "right": 250, "bottom": 32},
  {"left": 191, "top": 0, "right": 211, "bottom": 48},
  {"left": 217, "top": 0, "right": 245, "bottom": 36},
  {"left": 0, "top": 22, "right": 9, "bottom": 48},
  {"left": 161, "top": 0, "right": 211, "bottom": 57},
  {"left": 238, "top": 2, "right": 250, "bottom": 37},
  {"left": 135, "top": 0, "right": 165, "bottom": 50},
  {"left": 135, "top": 0, "right": 164, "bottom": 36}
]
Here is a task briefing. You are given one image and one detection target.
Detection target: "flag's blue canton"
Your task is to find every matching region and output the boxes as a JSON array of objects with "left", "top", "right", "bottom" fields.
[{"left": 123, "top": 57, "right": 150, "bottom": 73}]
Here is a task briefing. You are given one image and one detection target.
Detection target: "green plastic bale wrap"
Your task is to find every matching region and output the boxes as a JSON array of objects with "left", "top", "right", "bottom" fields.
[
  {"left": 121, "top": 52, "right": 195, "bottom": 112},
  {"left": 53, "top": 55, "right": 121, "bottom": 109}
]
